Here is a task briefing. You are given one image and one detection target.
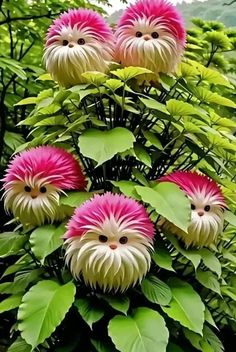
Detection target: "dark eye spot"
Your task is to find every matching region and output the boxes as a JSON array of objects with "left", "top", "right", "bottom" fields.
[
  {"left": 99, "top": 235, "right": 108, "bottom": 243},
  {"left": 78, "top": 38, "right": 85, "bottom": 45},
  {"left": 62, "top": 40, "right": 69, "bottom": 46},
  {"left": 24, "top": 185, "right": 31, "bottom": 192},
  {"left": 119, "top": 236, "right": 128, "bottom": 244},
  {"left": 135, "top": 31, "right": 142, "bottom": 38},
  {"left": 40, "top": 186, "right": 47, "bottom": 194},
  {"left": 191, "top": 204, "right": 196, "bottom": 210},
  {"left": 204, "top": 205, "right": 210, "bottom": 212},
  {"left": 151, "top": 32, "right": 159, "bottom": 39}
]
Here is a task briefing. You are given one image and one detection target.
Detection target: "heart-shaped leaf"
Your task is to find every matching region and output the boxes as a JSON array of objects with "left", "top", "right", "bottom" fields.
[{"left": 79, "top": 128, "right": 135, "bottom": 166}]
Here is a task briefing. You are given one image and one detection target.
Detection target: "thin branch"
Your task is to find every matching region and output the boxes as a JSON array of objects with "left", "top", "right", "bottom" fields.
[{"left": 0, "top": 11, "right": 60, "bottom": 25}]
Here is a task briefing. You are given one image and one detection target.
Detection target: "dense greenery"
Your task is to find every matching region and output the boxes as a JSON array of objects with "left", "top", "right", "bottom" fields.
[{"left": 0, "top": 1, "right": 236, "bottom": 351}]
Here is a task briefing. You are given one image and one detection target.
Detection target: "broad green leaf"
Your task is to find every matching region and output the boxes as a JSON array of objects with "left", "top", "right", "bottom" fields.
[
  {"left": 177, "top": 62, "right": 199, "bottom": 78},
  {"left": 0, "top": 269, "right": 43, "bottom": 295},
  {"left": 15, "top": 97, "right": 37, "bottom": 106},
  {"left": 142, "top": 131, "right": 163, "bottom": 150},
  {"left": 111, "top": 66, "right": 152, "bottom": 82},
  {"left": 136, "top": 183, "right": 191, "bottom": 233},
  {"left": 35, "top": 115, "right": 66, "bottom": 126},
  {"left": 199, "top": 249, "right": 221, "bottom": 277},
  {"left": 192, "top": 86, "right": 236, "bottom": 108},
  {"left": 198, "top": 65, "right": 232, "bottom": 88},
  {"left": 30, "top": 224, "right": 64, "bottom": 264},
  {"left": 7, "top": 337, "right": 31, "bottom": 352},
  {"left": 166, "top": 99, "right": 199, "bottom": 117},
  {"left": 18, "top": 280, "right": 76, "bottom": 349},
  {"left": 102, "top": 295, "right": 130, "bottom": 315},
  {"left": 4, "top": 131, "right": 25, "bottom": 151},
  {"left": 104, "top": 78, "right": 123, "bottom": 91},
  {"left": 81, "top": 71, "right": 107, "bottom": 85},
  {"left": 60, "top": 191, "right": 94, "bottom": 208},
  {"left": 162, "top": 278, "right": 205, "bottom": 335},
  {"left": 225, "top": 210, "right": 236, "bottom": 226},
  {"left": 196, "top": 270, "right": 221, "bottom": 295},
  {"left": 0, "top": 232, "right": 27, "bottom": 258},
  {"left": 79, "top": 128, "right": 135, "bottom": 166},
  {"left": 141, "top": 275, "right": 172, "bottom": 306},
  {"left": 111, "top": 180, "right": 140, "bottom": 199},
  {"left": 165, "top": 233, "right": 201, "bottom": 270},
  {"left": 108, "top": 307, "right": 169, "bottom": 352},
  {"left": 75, "top": 298, "right": 105, "bottom": 328},
  {"left": 139, "top": 97, "right": 169, "bottom": 115},
  {"left": 152, "top": 245, "right": 174, "bottom": 272},
  {"left": 0, "top": 294, "right": 22, "bottom": 314},
  {"left": 134, "top": 144, "right": 152, "bottom": 167}
]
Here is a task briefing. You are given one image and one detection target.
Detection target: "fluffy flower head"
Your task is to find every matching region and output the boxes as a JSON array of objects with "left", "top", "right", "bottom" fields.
[
  {"left": 2, "top": 146, "right": 87, "bottom": 226},
  {"left": 64, "top": 192, "right": 154, "bottom": 292},
  {"left": 115, "top": 0, "right": 186, "bottom": 80},
  {"left": 44, "top": 9, "right": 114, "bottom": 87},
  {"left": 159, "top": 171, "right": 226, "bottom": 247}
]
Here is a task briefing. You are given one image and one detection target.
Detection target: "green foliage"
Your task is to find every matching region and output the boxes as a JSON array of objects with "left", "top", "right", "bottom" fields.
[
  {"left": 0, "top": 5, "right": 236, "bottom": 351},
  {"left": 108, "top": 307, "right": 169, "bottom": 352}
]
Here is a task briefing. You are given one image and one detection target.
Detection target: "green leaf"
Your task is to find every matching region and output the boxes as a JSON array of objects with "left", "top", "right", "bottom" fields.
[
  {"left": 142, "top": 131, "right": 163, "bottom": 150},
  {"left": 136, "top": 183, "right": 191, "bottom": 233},
  {"left": 108, "top": 307, "right": 169, "bottom": 352},
  {"left": 162, "top": 278, "right": 205, "bottom": 335},
  {"left": 134, "top": 144, "right": 152, "bottom": 167},
  {"left": 205, "top": 307, "right": 218, "bottom": 329},
  {"left": 152, "top": 245, "right": 174, "bottom": 272},
  {"left": 104, "top": 79, "right": 124, "bottom": 91},
  {"left": 197, "top": 65, "right": 232, "bottom": 88},
  {"left": 165, "top": 233, "right": 201, "bottom": 270},
  {"left": 225, "top": 210, "right": 236, "bottom": 226},
  {"left": 30, "top": 224, "right": 64, "bottom": 264},
  {"left": 203, "top": 326, "right": 224, "bottom": 352},
  {"left": 37, "top": 73, "right": 52, "bottom": 81},
  {"left": 192, "top": 87, "right": 236, "bottom": 108},
  {"left": 111, "top": 66, "right": 152, "bottom": 82},
  {"left": 102, "top": 295, "right": 130, "bottom": 315},
  {"left": 79, "top": 128, "right": 135, "bottom": 166},
  {"left": 4, "top": 131, "right": 25, "bottom": 151},
  {"left": 7, "top": 337, "right": 31, "bottom": 352},
  {"left": 0, "top": 294, "right": 22, "bottom": 314},
  {"left": 199, "top": 249, "right": 221, "bottom": 277},
  {"left": 111, "top": 180, "right": 140, "bottom": 199},
  {"left": 75, "top": 298, "right": 105, "bottom": 329},
  {"left": 60, "top": 191, "right": 94, "bottom": 208},
  {"left": 81, "top": 71, "right": 107, "bottom": 86},
  {"left": 15, "top": 97, "right": 37, "bottom": 106},
  {"left": 196, "top": 270, "right": 221, "bottom": 295},
  {"left": 35, "top": 115, "right": 66, "bottom": 126},
  {"left": 0, "top": 269, "right": 43, "bottom": 295},
  {"left": 166, "top": 99, "right": 199, "bottom": 117},
  {"left": 18, "top": 280, "right": 76, "bottom": 349},
  {"left": 0, "top": 232, "right": 27, "bottom": 258},
  {"left": 141, "top": 275, "right": 172, "bottom": 306},
  {"left": 2, "top": 254, "right": 32, "bottom": 277},
  {"left": 139, "top": 97, "right": 169, "bottom": 115}
]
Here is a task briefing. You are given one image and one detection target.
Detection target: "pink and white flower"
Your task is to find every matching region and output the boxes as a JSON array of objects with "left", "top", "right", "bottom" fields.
[
  {"left": 115, "top": 0, "right": 186, "bottom": 81},
  {"left": 2, "top": 146, "right": 87, "bottom": 226},
  {"left": 64, "top": 192, "right": 154, "bottom": 292},
  {"left": 159, "top": 171, "right": 226, "bottom": 247},
  {"left": 44, "top": 9, "right": 114, "bottom": 87}
]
